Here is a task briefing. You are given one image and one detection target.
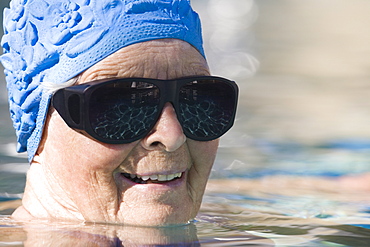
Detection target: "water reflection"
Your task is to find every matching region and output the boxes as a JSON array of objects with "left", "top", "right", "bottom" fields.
[
  {"left": 0, "top": 219, "right": 198, "bottom": 246},
  {"left": 0, "top": 217, "right": 275, "bottom": 246}
]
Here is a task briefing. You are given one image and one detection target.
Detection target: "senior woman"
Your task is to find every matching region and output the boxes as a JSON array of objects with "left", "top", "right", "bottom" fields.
[{"left": 1, "top": 0, "right": 238, "bottom": 226}]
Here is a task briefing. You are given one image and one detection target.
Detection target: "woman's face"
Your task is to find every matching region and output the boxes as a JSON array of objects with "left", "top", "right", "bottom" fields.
[{"left": 31, "top": 40, "right": 219, "bottom": 226}]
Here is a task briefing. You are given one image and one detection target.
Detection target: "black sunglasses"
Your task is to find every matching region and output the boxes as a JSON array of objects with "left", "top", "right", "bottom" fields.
[{"left": 52, "top": 76, "right": 238, "bottom": 144}]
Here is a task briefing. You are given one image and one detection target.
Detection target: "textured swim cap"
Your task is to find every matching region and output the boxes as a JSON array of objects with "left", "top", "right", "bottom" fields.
[{"left": 0, "top": 0, "right": 205, "bottom": 162}]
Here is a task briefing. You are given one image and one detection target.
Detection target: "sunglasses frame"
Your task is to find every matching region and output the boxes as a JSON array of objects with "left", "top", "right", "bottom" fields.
[{"left": 52, "top": 76, "right": 238, "bottom": 144}]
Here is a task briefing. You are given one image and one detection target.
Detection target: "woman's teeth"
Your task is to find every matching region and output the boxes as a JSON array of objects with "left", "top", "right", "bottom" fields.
[{"left": 123, "top": 172, "right": 182, "bottom": 184}]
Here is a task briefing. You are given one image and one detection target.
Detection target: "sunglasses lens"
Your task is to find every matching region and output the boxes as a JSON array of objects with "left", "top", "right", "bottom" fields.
[
  {"left": 89, "top": 81, "right": 160, "bottom": 142},
  {"left": 179, "top": 79, "right": 237, "bottom": 140}
]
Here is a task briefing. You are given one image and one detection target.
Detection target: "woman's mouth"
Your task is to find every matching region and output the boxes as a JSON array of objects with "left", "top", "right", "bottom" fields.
[{"left": 121, "top": 172, "right": 183, "bottom": 184}]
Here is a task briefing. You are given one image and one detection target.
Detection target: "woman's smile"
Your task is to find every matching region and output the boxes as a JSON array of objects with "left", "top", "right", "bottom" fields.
[{"left": 121, "top": 171, "right": 184, "bottom": 184}]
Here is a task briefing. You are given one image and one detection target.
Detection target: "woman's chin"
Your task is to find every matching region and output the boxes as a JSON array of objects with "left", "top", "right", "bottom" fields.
[
  {"left": 113, "top": 196, "right": 194, "bottom": 226},
  {"left": 109, "top": 170, "right": 195, "bottom": 226}
]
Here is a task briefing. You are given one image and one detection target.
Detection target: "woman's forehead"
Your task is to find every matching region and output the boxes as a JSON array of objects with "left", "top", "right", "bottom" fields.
[{"left": 79, "top": 40, "right": 210, "bottom": 83}]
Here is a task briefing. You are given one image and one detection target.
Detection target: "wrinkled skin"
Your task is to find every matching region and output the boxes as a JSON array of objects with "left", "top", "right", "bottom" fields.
[{"left": 12, "top": 39, "right": 219, "bottom": 226}]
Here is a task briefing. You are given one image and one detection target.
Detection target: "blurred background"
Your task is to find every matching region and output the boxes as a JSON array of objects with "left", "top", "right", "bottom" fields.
[
  {"left": 1, "top": 0, "right": 370, "bottom": 193},
  {"left": 194, "top": 0, "right": 370, "bottom": 179}
]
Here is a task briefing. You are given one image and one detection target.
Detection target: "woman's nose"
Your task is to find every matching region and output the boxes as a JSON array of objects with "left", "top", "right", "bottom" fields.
[{"left": 141, "top": 103, "right": 186, "bottom": 152}]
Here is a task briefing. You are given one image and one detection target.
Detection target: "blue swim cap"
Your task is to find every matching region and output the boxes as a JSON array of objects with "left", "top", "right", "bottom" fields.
[{"left": 0, "top": 0, "right": 205, "bottom": 162}]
